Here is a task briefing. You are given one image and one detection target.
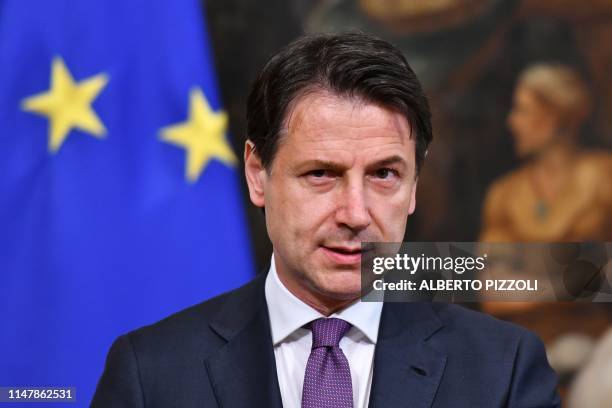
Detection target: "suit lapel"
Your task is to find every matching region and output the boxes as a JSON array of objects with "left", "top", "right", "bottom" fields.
[
  {"left": 204, "top": 273, "right": 283, "bottom": 408},
  {"left": 369, "top": 302, "right": 447, "bottom": 408}
]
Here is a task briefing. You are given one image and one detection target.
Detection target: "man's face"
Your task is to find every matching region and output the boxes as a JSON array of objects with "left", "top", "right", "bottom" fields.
[{"left": 245, "top": 91, "right": 418, "bottom": 308}]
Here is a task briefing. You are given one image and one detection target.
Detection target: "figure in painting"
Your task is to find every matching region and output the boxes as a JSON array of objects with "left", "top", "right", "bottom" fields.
[{"left": 481, "top": 64, "right": 612, "bottom": 242}]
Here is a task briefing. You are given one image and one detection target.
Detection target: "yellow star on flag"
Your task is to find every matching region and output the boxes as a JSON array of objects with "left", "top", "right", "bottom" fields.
[
  {"left": 22, "top": 56, "right": 109, "bottom": 153},
  {"left": 160, "top": 87, "right": 236, "bottom": 182}
]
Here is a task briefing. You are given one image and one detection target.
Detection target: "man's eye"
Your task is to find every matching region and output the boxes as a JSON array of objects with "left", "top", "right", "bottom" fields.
[
  {"left": 304, "top": 169, "right": 336, "bottom": 184},
  {"left": 309, "top": 169, "right": 327, "bottom": 178},
  {"left": 374, "top": 168, "right": 397, "bottom": 179}
]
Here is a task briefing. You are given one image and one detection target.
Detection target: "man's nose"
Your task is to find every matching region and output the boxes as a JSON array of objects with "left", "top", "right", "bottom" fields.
[{"left": 334, "top": 182, "right": 371, "bottom": 231}]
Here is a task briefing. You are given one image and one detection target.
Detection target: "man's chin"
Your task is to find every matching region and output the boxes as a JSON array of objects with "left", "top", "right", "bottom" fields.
[{"left": 312, "top": 274, "right": 362, "bottom": 302}]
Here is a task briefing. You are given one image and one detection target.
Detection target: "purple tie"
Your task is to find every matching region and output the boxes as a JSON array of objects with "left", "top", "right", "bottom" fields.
[{"left": 302, "top": 318, "right": 353, "bottom": 408}]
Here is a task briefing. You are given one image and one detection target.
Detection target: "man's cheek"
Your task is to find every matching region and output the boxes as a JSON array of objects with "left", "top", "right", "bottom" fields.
[{"left": 380, "top": 209, "right": 409, "bottom": 240}]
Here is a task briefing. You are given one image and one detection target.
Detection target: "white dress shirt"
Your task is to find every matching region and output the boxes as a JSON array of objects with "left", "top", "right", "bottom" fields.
[{"left": 265, "top": 255, "right": 383, "bottom": 408}]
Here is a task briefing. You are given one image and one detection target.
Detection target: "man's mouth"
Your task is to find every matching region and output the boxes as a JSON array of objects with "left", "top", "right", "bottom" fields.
[
  {"left": 326, "top": 245, "right": 361, "bottom": 254},
  {"left": 321, "top": 245, "right": 365, "bottom": 265}
]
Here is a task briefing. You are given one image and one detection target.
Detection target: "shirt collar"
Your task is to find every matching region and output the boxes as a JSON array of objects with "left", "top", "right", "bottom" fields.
[{"left": 265, "top": 254, "right": 383, "bottom": 346}]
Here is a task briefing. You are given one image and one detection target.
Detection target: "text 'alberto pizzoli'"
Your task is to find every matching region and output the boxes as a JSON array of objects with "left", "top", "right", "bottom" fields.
[{"left": 370, "top": 254, "right": 538, "bottom": 293}]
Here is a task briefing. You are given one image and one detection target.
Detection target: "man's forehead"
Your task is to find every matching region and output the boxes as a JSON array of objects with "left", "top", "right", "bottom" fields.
[
  {"left": 283, "top": 90, "right": 413, "bottom": 144},
  {"left": 270, "top": 92, "right": 416, "bottom": 175}
]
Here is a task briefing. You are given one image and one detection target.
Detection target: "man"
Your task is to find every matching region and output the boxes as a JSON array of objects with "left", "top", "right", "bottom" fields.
[{"left": 92, "top": 33, "right": 560, "bottom": 407}]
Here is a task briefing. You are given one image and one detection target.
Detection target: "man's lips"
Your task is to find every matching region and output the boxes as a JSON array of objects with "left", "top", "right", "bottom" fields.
[{"left": 321, "top": 245, "right": 368, "bottom": 265}]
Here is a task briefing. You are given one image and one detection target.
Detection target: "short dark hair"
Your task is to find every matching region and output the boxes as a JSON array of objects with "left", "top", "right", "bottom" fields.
[{"left": 246, "top": 32, "right": 433, "bottom": 175}]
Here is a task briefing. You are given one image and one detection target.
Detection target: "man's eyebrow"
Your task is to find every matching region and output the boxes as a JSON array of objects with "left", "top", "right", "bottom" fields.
[
  {"left": 295, "top": 160, "right": 347, "bottom": 172},
  {"left": 295, "top": 156, "right": 409, "bottom": 173},
  {"left": 367, "top": 155, "right": 408, "bottom": 169}
]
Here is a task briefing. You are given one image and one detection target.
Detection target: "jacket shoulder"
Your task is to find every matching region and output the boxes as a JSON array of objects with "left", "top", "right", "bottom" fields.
[
  {"left": 125, "top": 273, "right": 266, "bottom": 358},
  {"left": 431, "top": 302, "right": 530, "bottom": 343},
  {"left": 429, "top": 304, "right": 560, "bottom": 406},
  {"left": 92, "top": 274, "right": 268, "bottom": 407}
]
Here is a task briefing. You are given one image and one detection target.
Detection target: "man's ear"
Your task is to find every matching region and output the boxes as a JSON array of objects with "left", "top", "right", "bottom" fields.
[
  {"left": 244, "top": 140, "right": 266, "bottom": 208},
  {"left": 408, "top": 178, "right": 418, "bottom": 215}
]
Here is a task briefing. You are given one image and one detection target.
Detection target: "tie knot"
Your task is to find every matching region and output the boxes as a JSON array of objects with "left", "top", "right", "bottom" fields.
[{"left": 310, "top": 318, "right": 351, "bottom": 348}]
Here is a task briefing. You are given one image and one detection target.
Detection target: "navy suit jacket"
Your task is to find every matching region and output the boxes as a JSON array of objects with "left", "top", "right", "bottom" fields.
[{"left": 92, "top": 272, "right": 560, "bottom": 407}]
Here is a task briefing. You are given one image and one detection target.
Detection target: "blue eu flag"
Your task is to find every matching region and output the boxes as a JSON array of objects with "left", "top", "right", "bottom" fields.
[{"left": 0, "top": 0, "right": 254, "bottom": 403}]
